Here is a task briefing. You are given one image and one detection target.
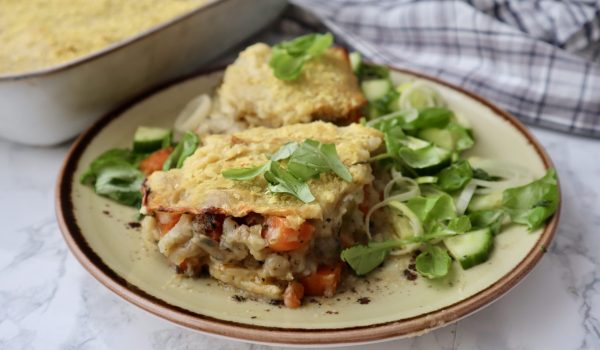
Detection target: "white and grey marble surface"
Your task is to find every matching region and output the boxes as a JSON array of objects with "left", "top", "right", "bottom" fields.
[{"left": 0, "top": 126, "right": 599, "bottom": 350}]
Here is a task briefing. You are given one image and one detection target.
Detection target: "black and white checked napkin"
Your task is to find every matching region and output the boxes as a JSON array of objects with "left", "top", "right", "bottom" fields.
[{"left": 279, "top": 0, "right": 600, "bottom": 137}]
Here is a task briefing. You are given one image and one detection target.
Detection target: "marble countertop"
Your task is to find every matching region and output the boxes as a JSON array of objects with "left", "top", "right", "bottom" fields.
[{"left": 1, "top": 126, "right": 599, "bottom": 350}]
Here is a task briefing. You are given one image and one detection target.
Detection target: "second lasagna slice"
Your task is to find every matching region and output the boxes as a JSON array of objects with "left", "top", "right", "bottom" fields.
[{"left": 142, "top": 121, "right": 382, "bottom": 307}]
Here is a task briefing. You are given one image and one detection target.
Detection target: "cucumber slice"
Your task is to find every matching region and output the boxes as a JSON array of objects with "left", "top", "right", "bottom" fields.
[
  {"left": 418, "top": 128, "right": 454, "bottom": 150},
  {"left": 361, "top": 79, "right": 391, "bottom": 102},
  {"left": 398, "top": 81, "right": 445, "bottom": 111},
  {"left": 396, "top": 82, "right": 413, "bottom": 94},
  {"left": 444, "top": 228, "right": 494, "bottom": 269},
  {"left": 418, "top": 124, "right": 474, "bottom": 152},
  {"left": 404, "top": 135, "right": 430, "bottom": 149},
  {"left": 467, "top": 192, "right": 503, "bottom": 212},
  {"left": 400, "top": 137, "right": 452, "bottom": 175},
  {"left": 133, "top": 126, "right": 172, "bottom": 153},
  {"left": 349, "top": 51, "right": 362, "bottom": 74}
]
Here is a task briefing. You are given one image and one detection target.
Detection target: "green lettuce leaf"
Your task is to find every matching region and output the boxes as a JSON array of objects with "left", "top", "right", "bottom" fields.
[
  {"left": 163, "top": 131, "right": 199, "bottom": 170},
  {"left": 437, "top": 160, "right": 473, "bottom": 191},
  {"left": 502, "top": 169, "right": 559, "bottom": 231},
  {"left": 415, "top": 245, "right": 452, "bottom": 279},
  {"left": 406, "top": 194, "right": 456, "bottom": 231}
]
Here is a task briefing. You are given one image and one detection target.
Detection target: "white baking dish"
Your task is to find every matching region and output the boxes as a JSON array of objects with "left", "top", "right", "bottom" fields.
[{"left": 0, "top": 0, "right": 286, "bottom": 145}]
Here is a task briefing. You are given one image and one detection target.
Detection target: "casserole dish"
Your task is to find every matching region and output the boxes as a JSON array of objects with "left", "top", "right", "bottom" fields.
[{"left": 0, "top": 0, "right": 286, "bottom": 145}]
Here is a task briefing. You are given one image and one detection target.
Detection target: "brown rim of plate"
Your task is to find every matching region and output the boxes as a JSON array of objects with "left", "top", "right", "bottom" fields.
[
  {"left": 55, "top": 65, "right": 561, "bottom": 346},
  {"left": 0, "top": 0, "right": 231, "bottom": 81}
]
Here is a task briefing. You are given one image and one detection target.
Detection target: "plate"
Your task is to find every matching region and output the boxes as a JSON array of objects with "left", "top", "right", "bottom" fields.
[{"left": 56, "top": 67, "right": 560, "bottom": 346}]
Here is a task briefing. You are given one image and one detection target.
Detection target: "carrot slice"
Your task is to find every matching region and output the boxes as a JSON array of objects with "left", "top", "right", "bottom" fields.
[
  {"left": 283, "top": 281, "right": 305, "bottom": 308},
  {"left": 264, "top": 217, "right": 315, "bottom": 252},
  {"left": 139, "top": 147, "right": 173, "bottom": 176},
  {"left": 300, "top": 264, "right": 342, "bottom": 297},
  {"left": 156, "top": 211, "right": 181, "bottom": 236}
]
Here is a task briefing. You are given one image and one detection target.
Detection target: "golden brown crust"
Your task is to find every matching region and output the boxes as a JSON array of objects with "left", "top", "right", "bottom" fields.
[
  {"left": 214, "top": 43, "right": 367, "bottom": 128},
  {"left": 144, "top": 122, "right": 382, "bottom": 219}
]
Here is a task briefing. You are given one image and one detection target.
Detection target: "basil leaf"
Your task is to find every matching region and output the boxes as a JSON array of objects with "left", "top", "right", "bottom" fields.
[
  {"left": 270, "top": 142, "right": 299, "bottom": 161},
  {"left": 276, "top": 32, "right": 332, "bottom": 57},
  {"left": 502, "top": 169, "right": 558, "bottom": 231},
  {"left": 269, "top": 33, "right": 333, "bottom": 81},
  {"left": 222, "top": 139, "right": 349, "bottom": 203},
  {"left": 176, "top": 131, "right": 199, "bottom": 168},
  {"left": 437, "top": 160, "right": 473, "bottom": 191},
  {"left": 162, "top": 144, "right": 182, "bottom": 171},
  {"left": 286, "top": 140, "right": 329, "bottom": 180},
  {"left": 278, "top": 34, "right": 318, "bottom": 54},
  {"left": 287, "top": 139, "right": 352, "bottom": 182},
  {"left": 319, "top": 143, "right": 352, "bottom": 181},
  {"left": 265, "top": 161, "right": 315, "bottom": 203},
  {"left": 94, "top": 164, "right": 144, "bottom": 206},
  {"left": 305, "top": 32, "right": 334, "bottom": 56},
  {"left": 222, "top": 161, "right": 271, "bottom": 181},
  {"left": 415, "top": 245, "right": 452, "bottom": 279},
  {"left": 163, "top": 131, "right": 199, "bottom": 170},
  {"left": 269, "top": 51, "right": 307, "bottom": 81}
]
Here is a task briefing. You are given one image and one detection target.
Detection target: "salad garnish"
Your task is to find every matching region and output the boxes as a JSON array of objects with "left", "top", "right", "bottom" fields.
[
  {"left": 341, "top": 56, "right": 559, "bottom": 279},
  {"left": 269, "top": 32, "right": 333, "bottom": 81},
  {"left": 80, "top": 127, "right": 198, "bottom": 207},
  {"left": 222, "top": 139, "right": 352, "bottom": 203}
]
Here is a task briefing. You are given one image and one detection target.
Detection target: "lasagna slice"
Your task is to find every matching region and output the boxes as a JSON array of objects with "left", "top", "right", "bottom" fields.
[
  {"left": 196, "top": 43, "right": 366, "bottom": 135},
  {"left": 142, "top": 122, "right": 382, "bottom": 307}
]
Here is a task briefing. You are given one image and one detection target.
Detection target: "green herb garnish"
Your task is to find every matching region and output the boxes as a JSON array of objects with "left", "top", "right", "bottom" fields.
[
  {"left": 468, "top": 209, "right": 505, "bottom": 235},
  {"left": 287, "top": 140, "right": 352, "bottom": 182},
  {"left": 341, "top": 214, "right": 471, "bottom": 278},
  {"left": 437, "top": 160, "right": 473, "bottom": 191},
  {"left": 222, "top": 139, "right": 352, "bottom": 203},
  {"left": 81, "top": 128, "right": 200, "bottom": 208},
  {"left": 94, "top": 164, "right": 145, "bottom": 207},
  {"left": 405, "top": 194, "right": 457, "bottom": 231},
  {"left": 502, "top": 169, "right": 558, "bottom": 231},
  {"left": 341, "top": 170, "right": 559, "bottom": 277},
  {"left": 269, "top": 33, "right": 333, "bottom": 81},
  {"left": 340, "top": 241, "right": 391, "bottom": 276},
  {"left": 80, "top": 148, "right": 145, "bottom": 207},
  {"left": 163, "top": 131, "right": 199, "bottom": 170},
  {"left": 415, "top": 246, "right": 452, "bottom": 279},
  {"left": 472, "top": 168, "right": 501, "bottom": 181},
  {"left": 265, "top": 161, "right": 315, "bottom": 203}
]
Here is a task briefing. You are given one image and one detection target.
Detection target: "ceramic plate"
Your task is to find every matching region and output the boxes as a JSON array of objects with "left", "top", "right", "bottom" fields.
[{"left": 56, "top": 67, "right": 560, "bottom": 346}]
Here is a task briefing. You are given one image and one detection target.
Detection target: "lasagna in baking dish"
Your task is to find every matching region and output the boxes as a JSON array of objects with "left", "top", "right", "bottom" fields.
[{"left": 141, "top": 122, "right": 382, "bottom": 307}]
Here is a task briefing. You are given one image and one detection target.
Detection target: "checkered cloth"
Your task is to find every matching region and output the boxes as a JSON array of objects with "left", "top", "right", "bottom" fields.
[{"left": 286, "top": 0, "right": 600, "bottom": 137}]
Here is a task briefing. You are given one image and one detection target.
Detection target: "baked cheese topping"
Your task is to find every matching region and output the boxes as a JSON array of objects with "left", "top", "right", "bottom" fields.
[
  {"left": 0, "top": 0, "right": 208, "bottom": 74},
  {"left": 214, "top": 43, "right": 366, "bottom": 127},
  {"left": 144, "top": 122, "right": 382, "bottom": 219}
]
